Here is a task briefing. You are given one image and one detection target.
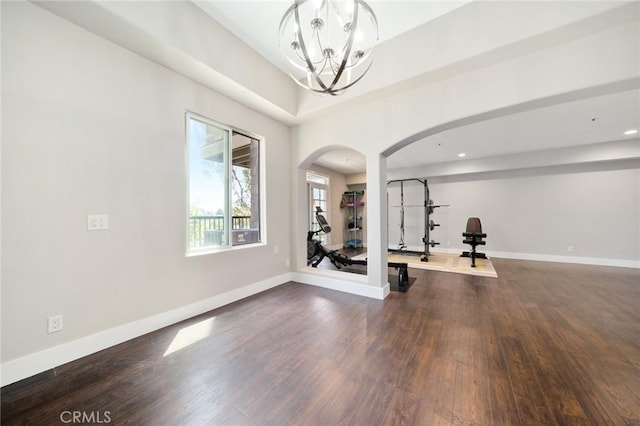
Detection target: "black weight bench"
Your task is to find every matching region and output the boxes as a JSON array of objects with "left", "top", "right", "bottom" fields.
[{"left": 461, "top": 217, "right": 487, "bottom": 267}]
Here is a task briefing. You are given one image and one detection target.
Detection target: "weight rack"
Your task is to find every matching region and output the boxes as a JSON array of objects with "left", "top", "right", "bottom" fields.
[{"left": 387, "top": 178, "right": 449, "bottom": 262}]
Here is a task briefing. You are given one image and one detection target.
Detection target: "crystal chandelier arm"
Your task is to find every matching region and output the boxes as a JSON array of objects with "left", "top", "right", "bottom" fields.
[
  {"left": 328, "top": 58, "right": 338, "bottom": 75},
  {"left": 335, "top": 0, "right": 378, "bottom": 68},
  {"left": 295, "top": 48, "right": 325, "bottom": 66},
  {"left": 293, "top": 3, "right": 331, "bottom": 93},
  {"left": 279, "top": 0, "right": 378, "bottom": 95},
  {"left": 278, "top": 2, "right": 307, "bottom": 72},
  {"left": 312, "top": 30, "right": 326, "bottom": 63},
  {"left": 314, "top": 57, "right": 330, "bottom": 76},
  {"left": 329, "top": 0, "right": 358, "bottom": 92},
  {"left": 326, "top": 59, "right": 374, "bottom": 94}
]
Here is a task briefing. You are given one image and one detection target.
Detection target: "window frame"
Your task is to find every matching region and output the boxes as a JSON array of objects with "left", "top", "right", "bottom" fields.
[
  {"left": 185, "top": 111, "right": 265, "bottom": 256},
  {"left": 307, "top": 171, "right": 330, "bottom": 244}
]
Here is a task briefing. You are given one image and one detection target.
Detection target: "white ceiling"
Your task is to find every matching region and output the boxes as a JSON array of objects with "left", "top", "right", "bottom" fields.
[
  {"left": 194, "top": 1, "right": 471, "bottom": 75},
  {"left": 194, "top": 1, "right": 639, "bottom": 175},
  {"left": 387, "top": 89, "right": 640, "bottom": 170},
  {"left": 311, "top": 88, "right": 640, "bottom": 174}
]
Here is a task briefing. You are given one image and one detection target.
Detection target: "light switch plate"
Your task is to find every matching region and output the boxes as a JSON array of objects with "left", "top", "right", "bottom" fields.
[{"left": 87, "top": 214, "right": 109, "bottom": 230}]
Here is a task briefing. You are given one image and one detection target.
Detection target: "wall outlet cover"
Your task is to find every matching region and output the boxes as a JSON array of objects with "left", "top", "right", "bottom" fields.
[{"left": 48, "top": 315, "right": 63, "bottom": 333}]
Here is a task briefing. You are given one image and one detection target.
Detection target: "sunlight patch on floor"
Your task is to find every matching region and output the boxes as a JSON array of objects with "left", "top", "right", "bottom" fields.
[{"left": 164, "top": 317, "right": 216, "bottom": 356}]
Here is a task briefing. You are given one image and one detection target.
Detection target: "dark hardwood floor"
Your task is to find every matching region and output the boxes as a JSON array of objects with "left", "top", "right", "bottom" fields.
[{"left": 2, "top": 259, "right": 639, "bottom": 425}]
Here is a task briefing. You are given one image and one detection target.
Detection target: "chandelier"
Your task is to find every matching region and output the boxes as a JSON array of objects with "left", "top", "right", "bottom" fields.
[{"left": 278, "top": 0, "right": 379, "bottom": 96}]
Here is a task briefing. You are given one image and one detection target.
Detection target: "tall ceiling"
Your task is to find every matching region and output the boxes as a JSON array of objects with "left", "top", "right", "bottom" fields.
[
  {"left": 195, "top": 0, "right": 640, "bottom": 175},
  {"left": 193, "top": 1, "right": 472, "bottom": 75},
  {"left": 330, "top": 88, "right": 640, "bottom": 173},
  {"left": 33, "top": 1, "right": 639, "bottom": 175}
]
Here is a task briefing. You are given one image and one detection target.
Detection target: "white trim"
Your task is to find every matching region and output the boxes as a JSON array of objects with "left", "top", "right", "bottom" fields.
[
  {"left": 390, "top": 246, "right": 640, "bottom": 269},
  {"left": 308, "top": 181, "right": 329, "bottom": 245},
  {"left": 5, "top": 248, "right": 634, "bottom": 386},
  {"left": 184, "top": 112, "right": 266, "bottom": 256},
  {"left": 185, "top": 241, "right": 266, "bottom": 257},
  {"left": 185, "top": 112, "right": 233, "bottom": 254},
  {"left": 0, "top": 273, "right": 292, "bottom": 387},
  {"left": 292, "top": 267, "right": 389, "bottom": 300},
  {"left": 305, "top": 171, "right": 330, "bottom": 186},
  {"left": 485, "top": 250, "right": 640, "bottom": 269}
]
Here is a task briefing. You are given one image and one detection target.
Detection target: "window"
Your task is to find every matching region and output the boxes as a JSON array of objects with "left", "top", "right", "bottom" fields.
[
  {"left": 186, "top": 113, "right": 261, "bottom": 254},
  {"left": 306, "top": 171, "right": 329, "bottom": 186},
  {"left": 307, "top": 172, "right": 329, "bottom": 244}
]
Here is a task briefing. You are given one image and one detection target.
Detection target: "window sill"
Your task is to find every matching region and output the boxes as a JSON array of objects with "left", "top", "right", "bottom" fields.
[{"left": 186, "top": 242, "right": 266, "bottom": 258}]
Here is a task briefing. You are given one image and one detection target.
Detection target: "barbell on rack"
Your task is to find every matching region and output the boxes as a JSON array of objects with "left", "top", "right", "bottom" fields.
[
  {"left": 385, "top": 216, "right": 440, "bottom": 230},
  {"left": 427, "top": 199, "right": 450, "bottom": 214},
  {"left": 422, "top": 238, "right": 440, "bottom": 248},
  {"left": 389, "top": 203, "right": 451, "bottom": 208}
]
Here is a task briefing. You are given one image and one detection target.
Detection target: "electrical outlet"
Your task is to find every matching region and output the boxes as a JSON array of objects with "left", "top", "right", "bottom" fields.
[
  {"left": 568, "top": 245, "right": 574, "bottom": 252},
  {"left": 87, "top": 214, "right": 109, "bottom": 230},
  {"left": 48, "top": 315, "right": 63, "bottom": 333}
]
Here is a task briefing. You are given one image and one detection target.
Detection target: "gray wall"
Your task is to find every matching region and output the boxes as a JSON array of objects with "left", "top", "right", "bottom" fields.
[
  {"left": 388, "top": 160, "right": 640, "bottom": 264},
  {"left": 2, "top": 2, "right": 291, "bottom": 363}
]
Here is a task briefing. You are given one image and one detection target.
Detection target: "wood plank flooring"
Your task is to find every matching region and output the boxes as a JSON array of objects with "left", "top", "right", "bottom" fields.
[{"left": 2, "top": 259, "right": 639, "bottom": 425}]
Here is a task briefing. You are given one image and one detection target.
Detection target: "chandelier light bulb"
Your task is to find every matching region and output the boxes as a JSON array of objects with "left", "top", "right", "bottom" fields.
[{"left": 278, "top": 0, "right": 379, "bottom": 96}]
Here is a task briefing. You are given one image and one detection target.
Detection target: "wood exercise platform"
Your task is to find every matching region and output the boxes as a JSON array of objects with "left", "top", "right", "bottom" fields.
[{"left": 352, "top": 251, "right": 498, "bottom": 278}]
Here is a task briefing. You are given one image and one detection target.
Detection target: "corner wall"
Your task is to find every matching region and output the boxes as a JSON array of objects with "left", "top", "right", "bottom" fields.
[
  {"left": 388, "top": 157, "right": 640, "bottom": 266},
  {"left": 291, "top": 5, "right": 639, "bottom": 286},
  {"left": 1, "top": 2, "right": 292, "bottom": 383}
]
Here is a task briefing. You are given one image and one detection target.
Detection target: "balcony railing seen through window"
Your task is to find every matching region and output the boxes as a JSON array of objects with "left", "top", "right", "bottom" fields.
[{"left": 189, "top": 216, "right": 255, "bottom": 248}]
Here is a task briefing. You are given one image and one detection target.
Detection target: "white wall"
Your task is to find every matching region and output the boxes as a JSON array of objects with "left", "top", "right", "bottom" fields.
[
  {"left": 33, "top": 0, "right": 298, "bottom": 124},
  {"left": 2, "top": 0, "right": 639, "bottom": 385},
  {"left": 297, "top": 1, "right": 636, "bottom": 119},
  {"left": 387, "top": 161, "right": 640, "bottom": 266},
  {"left": 292, "top": 5, "right": 639, "bottom": 286},
  {"left": 1, "top": 1, "right": 291, "bottom": 377}
]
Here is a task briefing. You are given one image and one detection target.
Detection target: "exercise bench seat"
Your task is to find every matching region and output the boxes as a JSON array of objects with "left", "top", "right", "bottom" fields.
[{"left": 462, "top": 217, "right": 487, "bottom": 267}]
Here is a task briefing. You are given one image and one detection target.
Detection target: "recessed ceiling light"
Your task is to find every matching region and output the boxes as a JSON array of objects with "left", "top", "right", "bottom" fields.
[
  {"left": 624, "top": 129, "right": 638, "bottom": 135},
  {"left": 458, "top": 153, "right": 466, "bottom": 158}
]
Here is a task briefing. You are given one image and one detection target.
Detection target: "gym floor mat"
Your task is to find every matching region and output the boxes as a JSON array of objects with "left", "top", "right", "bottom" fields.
[{"left": 351, "top": 252, "right": 498, "bottom": 278}]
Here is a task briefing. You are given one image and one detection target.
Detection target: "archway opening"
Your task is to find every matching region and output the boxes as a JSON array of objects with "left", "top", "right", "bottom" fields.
[{"left": 299, "top": 146, "right": 368, "bottom": 277}]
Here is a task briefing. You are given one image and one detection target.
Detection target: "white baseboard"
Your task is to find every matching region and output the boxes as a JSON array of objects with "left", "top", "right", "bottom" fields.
[
  {"left": 292, "top": 268, "right": 389, "bottom": 300},
  {"left": 0, "top": 273, "right": 293, "bottom": 387},
  {"left": 485, "top": 250, "right": 640, "bottom": 269},
  {"left": 389, "top": 246, "right": 640, "bottom": 268},
  {"left": 5, "top": 248, "right": 634, "bottom": 386}
]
